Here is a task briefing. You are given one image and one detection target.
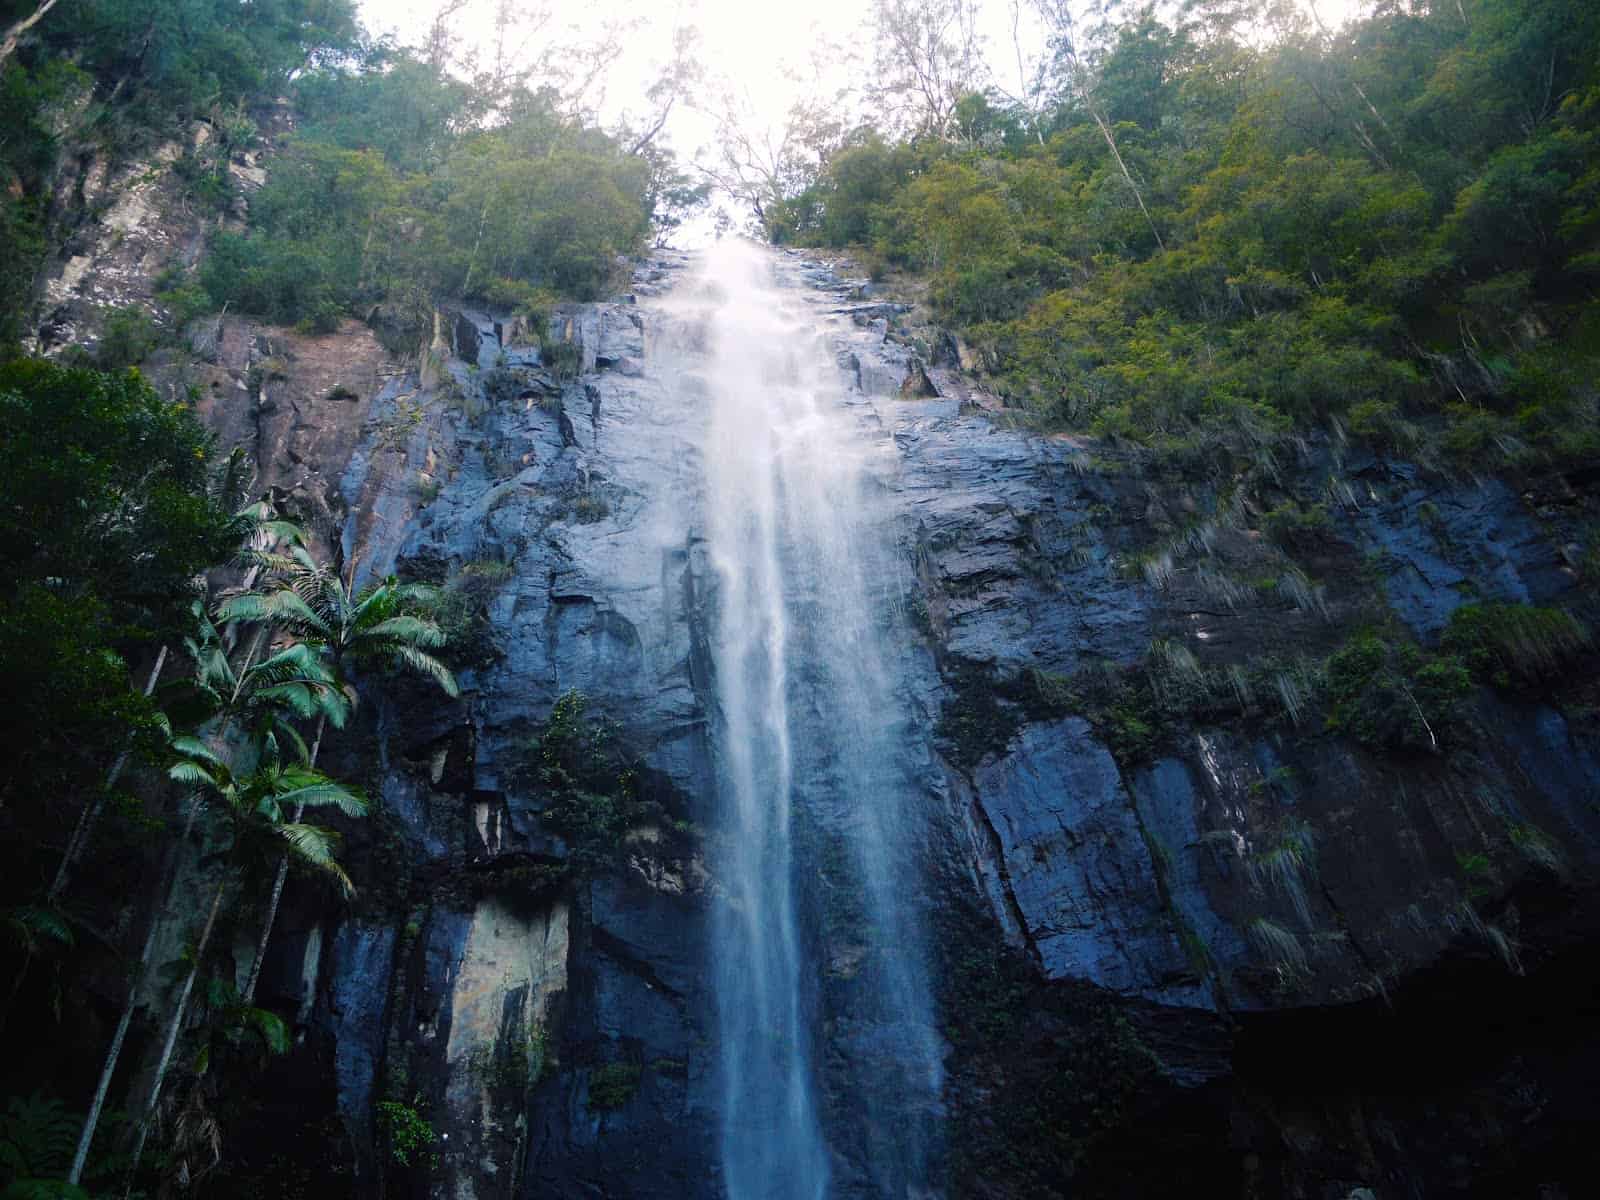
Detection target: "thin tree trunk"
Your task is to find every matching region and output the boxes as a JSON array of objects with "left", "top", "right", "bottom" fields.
[
  {"left": 0, "top": 0, "right": 62, "bottom": 69},
  {"left": 240, "top": 714, "right": 326, "bottom": 1005},
  {"left": 67, "top": 913, "right": 161, "bottom": 1186},
  {"left": 1089, "top": 109, "right": 1166, "bottom": 253},
  {"left": 50, "top": 646, "right": 169, "bottom": 903},
  {"left": 124, "top": 880, "right": 225, "bottom": 1193},
  {"left": 459, "top": 196, "right": 493, "bottom": 300}
]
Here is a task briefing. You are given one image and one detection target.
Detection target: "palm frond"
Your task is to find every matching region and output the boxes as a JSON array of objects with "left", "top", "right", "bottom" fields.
[
  {"left": 393, "top": 645, "right": 461, "bottom": 697},
  {"left": 4, "top": 905, "right": 75, "bottom": 952},
  {"left": 268, "top": 717, "right": 313, "bottom": 765},
  {"left": 169, "top": 736, "right": 227, "bottom": 769},
  {"left": 252, "top": 682, "right": 320, "bottom": 720},
  {"left": 242, "top": 1006, "right": 291, "bottom": 1055},
  {"left": 278, "top": 824, "right": 354, "bottom": 895},
  {"left": 249, "top": 519, "right": 306, "bottom": 548},
  {"left": 363, "top": 615, "right": 447, "bottom": 649},
  {"left": 276, "top": 778, "right": 368, "bottom": 818},
  {"left": 391, "top": 581, "right": 444, "bottom": 606},
  {"left": 217, "top": 589, "right": 329, "bottom": 635},
  {"left": 249, "top": 642, "right": 336, "bottom": 685},
  {"left": 350, "top": 582, "right": 397, "bottom": 624},
  {"left": 232, "top": 549, "right": 300, "bottom": 574},
  {"left": 169, "top": 761, "right": 222, "bottom": 789}
]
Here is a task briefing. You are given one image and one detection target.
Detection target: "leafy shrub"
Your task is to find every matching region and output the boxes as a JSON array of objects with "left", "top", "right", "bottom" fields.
[
  {"left": 520, "top": 690, "right": 652, "bottom": 869},
  {"left": 1247, "top": 917, "right": 1307, "bottom": 977},
  {"left": 1245, "top": 819, "right": 1317, "bottom": 928},
  {"left": 94, "top": 307, "right": 162, "bottom": 369},
  {"left": 1441, "top": 603, "right": 1590, "bottom": 687},
  {"left": 544, "top": 340, "right": 582, "bottom": 382},
  {"left": 376, "top": 1099, "right": 435, "bottom": 1168},
  {"left": 1261, "top": 502, "right": 1334, "bottom": 549},
  {"left": 587, "top": 1062, "right": 641, "bottom": 1110},
  {"left": 1325, "top": 632, "right": 1472, "bottom": 751}
]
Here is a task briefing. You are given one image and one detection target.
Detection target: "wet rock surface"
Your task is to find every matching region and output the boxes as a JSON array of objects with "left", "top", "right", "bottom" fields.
[{"left": 178, "top": 245, "right": 1600, "bottom": 1199}]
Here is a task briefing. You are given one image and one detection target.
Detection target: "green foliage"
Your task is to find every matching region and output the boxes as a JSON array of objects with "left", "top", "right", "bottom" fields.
[
  {"left": 570, "top": 493, "right": 611, "bottom": 524},
  {"left": 520, "top": 691, "right": 651, "bottom": 869},
  {"left": 168, "top": 729, "right": 367, "bottom": 896},
  {"left": 1260, "top": 501, "right": 1333, "bottom": 549},
  {"left": 375, "top": 1099, "right": 435, "bottom": 1168},
  {"left": 466, "top": 1024, "right": 548, "bottom": 1093},
  {"left": 1325, "top": 631, "right": 1473, "bottom": 751},
  {"left": 1244, "top": 819, "right": 1317, "bottom": 929},
  {"left": 1247, "top": 917, "right": 1307, "bottom": 977},
  {"left": 218, "top": 544, "right": 459, "bottom": 699},
  {"left": 0, "top": 360, "right": 232, "bottom": 857},
  {"left": 0, "top": 1094, "right": 81, "bottom": 1197},
  {"left": 1441, "top": 602, "right": 1590, "bottom": 687},
  {"left": 0, "top": 4, "right": 363, "bottom": 346},
  {"left": 0, "top": 59, "right": 89, "bottom": 353},
  {"left": 92, "top": 308, "right": 163, "bottom": 370},
  {"left": 543, "top": 340, "right": 583, "bottom": 382},
  {"left": 586, "top": 1062, "right": 641, "bottom": 1111},
  {"left": 788, "top": 0, "right": 1600, "bottom": 467},
  {"left": 190, "top": 977, "right": 291, "bottom": 1074},
  {"left": 199, "top": 66, "right": 652, "bottom": 333},
  {"left": 422, "top": 559, "right": 513, "bottom": 670}
]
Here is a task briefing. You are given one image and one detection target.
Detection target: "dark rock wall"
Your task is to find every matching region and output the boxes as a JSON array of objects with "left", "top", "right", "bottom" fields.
[{"left": 157, "top": 247, "right": 1600, "bottom": 1200}]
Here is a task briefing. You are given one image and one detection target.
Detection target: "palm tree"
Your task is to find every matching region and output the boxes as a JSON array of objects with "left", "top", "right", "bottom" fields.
[
  {"left": 65, "top": 597, "right": 350, "bottom": 1189},
  {"left": 115, "top": 733, "right": 365, "bottom": 1186},
  {"left": 48, "top": 490, "right": 305, "bottom": 905},
  {"left": 217, "top": 548, "right": 458, "bottom": 1003},
  {"left": 178, "top": 599, "right": 353, "bottom": 767}
]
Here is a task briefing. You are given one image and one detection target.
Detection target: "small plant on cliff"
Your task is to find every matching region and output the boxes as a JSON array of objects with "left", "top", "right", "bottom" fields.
[
  {"left": 1325, "top": 631, "right": 1471, "bottom": 752},
  {"left": 93, "top": 306, "right": 164, "bottom": 370},
  {"left": 521, "top": 690, "right": 651, "bottom": 868},
  {"left": 1260, "top": 501, "right": 1334, "bottom": 549},
  {"left": 571, "top": 492, "right": 611, "bottom": 523},
  {"left": 1245, "top": 819, "right": 1318, "bottom": 928},
  {"left": 587, "top": 1062, "right": 641, "bottom": 1111},
  {"left": 544, "top": 339, "right": 583, "bottom": 381},
  {"left": 1441, "top": 602, "right": 1590, "bottom": 688},
  {"left": 376, "top": 399, "right": 425, "bottom": 451},
  {"left": 376, "top": 1098, "right": 437, "bottom": 1168},
  {"left": 1247, "top": 917, "right": 1307, "bottom": 978}
]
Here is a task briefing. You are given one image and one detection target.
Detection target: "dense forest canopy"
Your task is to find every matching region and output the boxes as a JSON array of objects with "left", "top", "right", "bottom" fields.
[
  {"left": 748, "top": 0, "right": 1600, "bottom": 469},
  {"left": 0, "top": 0, "right": 695, "bottom": 352}
]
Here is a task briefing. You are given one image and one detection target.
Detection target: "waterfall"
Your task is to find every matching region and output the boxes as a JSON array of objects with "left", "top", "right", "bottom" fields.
[{"left": 662, "top": 242, "right": 943, "bottom": 1198}]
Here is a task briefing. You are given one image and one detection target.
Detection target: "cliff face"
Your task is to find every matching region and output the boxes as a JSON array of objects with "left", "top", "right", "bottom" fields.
[{"left": 37, "top": 152, "right": 1600, "bottom": 1199}]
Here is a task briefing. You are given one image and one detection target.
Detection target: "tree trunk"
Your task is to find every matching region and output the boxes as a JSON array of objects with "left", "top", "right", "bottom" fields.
[
  {"left": 240, "top": 714, "right": 326, "bottom": 1005},
  {"left": 459, "top": 196, "right": 493, "bottom": 300},
  {"left": 0, "top": 0, "right": 63, "bottom": 69},
  {"left": 1089, "top": 109, "right": 1166, "bottom": 253},
  {"left": 51, "top": 646, "right": 169, "bottom": 903},
  {"left": 67, "top": 914, "right": 161, "bottom": 1186},
  {"left": 124, "top": 880, "right": 225, "bottom": 1190}
]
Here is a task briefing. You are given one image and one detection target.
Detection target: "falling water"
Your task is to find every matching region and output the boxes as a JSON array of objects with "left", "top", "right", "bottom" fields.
[{"left": 661, "top": 242, "right": 943, "bottom": 1198}]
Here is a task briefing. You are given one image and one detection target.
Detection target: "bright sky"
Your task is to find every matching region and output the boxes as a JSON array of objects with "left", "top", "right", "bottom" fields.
[{"left": 356, "top": 0, "right": 1368, "bottom": 180}]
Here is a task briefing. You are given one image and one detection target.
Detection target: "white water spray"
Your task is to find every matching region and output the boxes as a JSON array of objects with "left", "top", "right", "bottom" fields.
[{"left": 660, "top": 242, "right": 943, "bottom": 1198}]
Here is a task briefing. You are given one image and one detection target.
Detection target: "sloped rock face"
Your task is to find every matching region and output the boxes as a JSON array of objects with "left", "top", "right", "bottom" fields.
[{"left": 175, "top": 245, "right": 1600, "bottom": 1200}]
